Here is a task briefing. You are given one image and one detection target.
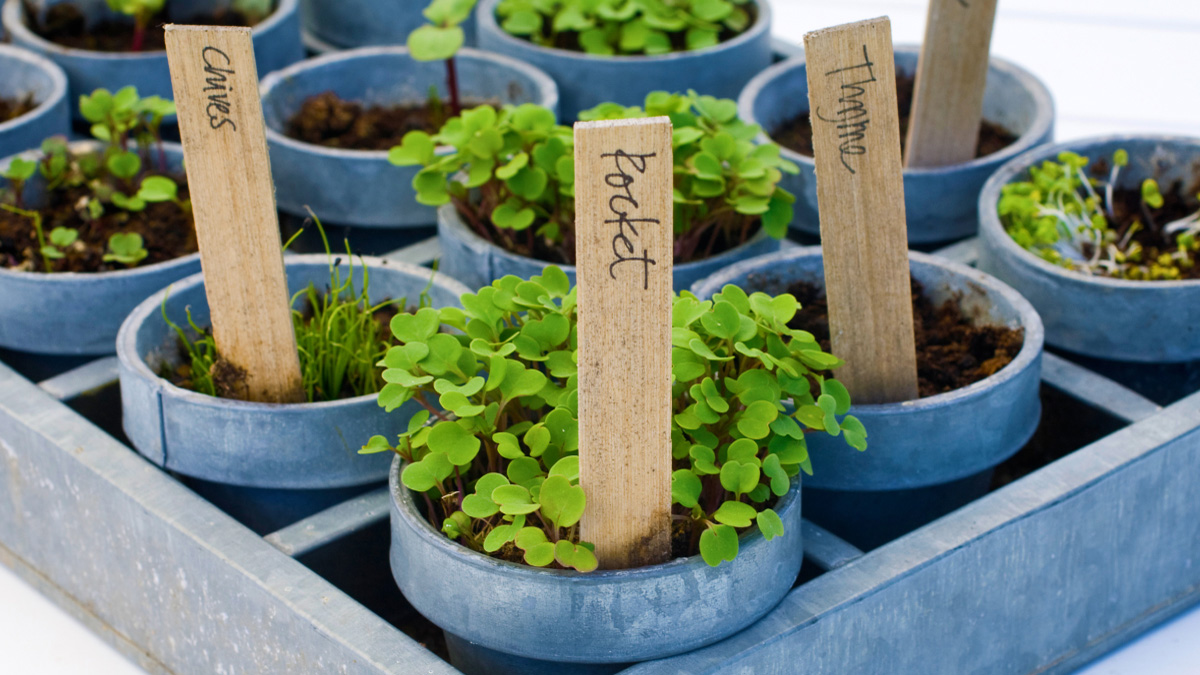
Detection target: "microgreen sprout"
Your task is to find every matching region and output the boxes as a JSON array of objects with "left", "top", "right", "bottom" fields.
[
  {"left": 103, "top": 232, "right": 149, "bottom": 266},
  {"left": 998, "top": 150, "right": 1200, "bottom": 280},
  {"left": 496, "top": 0, "right": 754, "bottom": 55},
  {"left": 389, "top": 90, "right": 795, "bottom": 265},
  {"left": 365, "top": 269, "right": 864, "bottom": 571},
  {"left": 105, "top": 0, "right": 165, "bottom": 52},
  {"left": 232, "top": 0, "right": 274, "bottom": 24},
  {"left": 1, "top": 157, "right": 37, "bottom": 209},
  {"left": 408, "top": 0, "right": 479, "bottom": 117},
  {"left": 0, "top": 204, "right": 53, "bottom": 272}
]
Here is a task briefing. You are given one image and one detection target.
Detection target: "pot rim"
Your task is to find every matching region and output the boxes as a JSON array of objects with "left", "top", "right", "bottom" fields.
[
  {"left": 0, "top": 139, "right": 203, "bottom": 282},
  {"left": 979, "top": 133, "right": 1200, "bottom": 290},
  {"left": 259, "top": 45, "right": 561, "bottom": 160},
  {"left": 116, "top": 254, "right": 473, "bottom": 412},
  {"left": 737, "top": 43, "right": 1056, "bottom": 178},
  {"left": 692, "top": 246, "right": 1045, "bottom": 416},
  {"left": 390, "top": 453, "right": 799, "bottom": 584},
  {"left": 438, "top": 201, "right": 777, "bottom": 273},
  {"left": 1, "top": 0, "right": 297, "bottom": 60},
  {"left": 476, "top": 0, "right": 771, "bottom": 64},
  {"left": 0, "top": 43, "right": 69, "bottom": 135}
]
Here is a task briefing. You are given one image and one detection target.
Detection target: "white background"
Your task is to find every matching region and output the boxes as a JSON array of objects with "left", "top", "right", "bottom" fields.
[{"left": 2, "top": 0, "right": 1199, "bottom": 672}]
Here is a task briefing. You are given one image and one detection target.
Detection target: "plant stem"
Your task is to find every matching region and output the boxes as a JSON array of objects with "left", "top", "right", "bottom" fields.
[
  {"left": 131, "top": 16, "right": 147, "bottom": 52},
  {"left": 1, "top": 205, "right": 51, "bottom": 272},
  {"left": 445, "top": 57, "right": 461, "bottom": 118}
]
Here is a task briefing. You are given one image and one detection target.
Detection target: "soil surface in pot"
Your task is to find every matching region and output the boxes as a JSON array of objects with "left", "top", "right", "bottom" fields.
[
  {"left": 785, "top": 278, "right": 1024, "bottom": 398},
  {"left": 772, "top": 72, "right": 1018, "bottom": 160},
  {"left": 25, "top": 1, "right": 269, "bottom": 52},
  {"left": 0, "top": 93, "right": 37, "bottom": 123},
  {"left": 0, "top": 173, "right": 197, "bottom": 272},
  {"left": 283, "top": 92, "right": 499, "bottom": 151}
]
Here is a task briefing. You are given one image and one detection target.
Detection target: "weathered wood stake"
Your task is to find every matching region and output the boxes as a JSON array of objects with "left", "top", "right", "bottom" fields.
[
  {"left": 575, "top": 117, "right": 673, "bottom": 569},
  {"left": 165, "top": 26, "right": 303, "bottom": 403},
  {"left": 904, "top": 0, "right": 1000, "bottom": 167},
  {"left": 804, "top": 17, "right": 919, "bottom": 404}
]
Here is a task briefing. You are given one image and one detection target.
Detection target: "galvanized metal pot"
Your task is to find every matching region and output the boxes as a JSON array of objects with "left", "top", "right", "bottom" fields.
[
  {"left": 117, "top": 256, "right": 471, "bottom": 531},
  {"left": 2, "top": 0, "right": 304, "bottom": 122},
  {"left": 475, "top": 0, "right": 773, "bottom": 120},
  {"left": 389, "top": 456, "right": 805, "bottom": 674},
  {"left": 437, "top": 203, "right": 780, "bottom": 291},
  {"left": 978, "top": 135, "right": 1200, "bottom": 364},
  {"left": 691, "top": 247, "right": 1044, "bottom": 549},
  {"left": 0, "top": 142, "right": 202, "bottom": 356},
  {"left": 737, "top": 46, "right": 1055, "bottom": 244},
  {"left": 299, "top": 0, "right": 476, "bottom": 50},
  {"left": 0, "top": 44, "right": 69, "bottom": 159},
  {"left": 260, "top": 47, "right": 559, "bottom": 229}
]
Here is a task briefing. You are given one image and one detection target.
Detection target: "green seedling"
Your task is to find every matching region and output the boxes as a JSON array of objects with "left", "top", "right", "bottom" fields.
[
  {"left": 365, "top": 268, "right": 865, "bottom": 571},
  {"left": 0, "top": 204, "right": 53, "bottom": 272},
  {"left": 233, "top": 0, "right": 274, "bottom": 23},
  {"left": 389, "top": 90, "right": 795, "bottom": 265},
  {"left": 1, "top": 157, "right": 37, "bottom": 208},
  {"left": 408, "top": 0, "right": 479, "bottom": 117},
  {"left": 496, "top": 0, "right": 753, "bottom": 56},
  {"left": 998, "top": 150, "right": 1200, "bottom": 281},
  {"left": 106, "top": 0, "right": 165, "bottom": 52},
  {"left": 103, "top": 232, "right": 149, "bottom": 266},
  {"left": 42, "top": 227, "right": 80, "bottom": 261},
  {"left": 165, "top": 214, "right": 430, "bottom": 402}
]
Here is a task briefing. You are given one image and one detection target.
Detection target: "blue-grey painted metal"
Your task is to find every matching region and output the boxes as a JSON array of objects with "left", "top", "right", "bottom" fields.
[
  {"left": 738, "top": 46, "right": 1055, "bottom": 244},
  {"left": 2, "top": 0, "right": 304, "bottom": 122},
  {"left": 299, "top": 0, "right": 476, "bottom": 50},
  {"left": 437, "top": 203, "right": 781, "bottom": 291},
  {"left": 691, "top": 247, "right": 1044, "bottom": 492},
  {"left": 475, "top": 0, "right": 774, "bottom": 120},
  {"left": 118, "top": 255, "right": 470, "bottom": 489},
  {"left": 0, "top": 44, "right": 69, "bottom": 159},
  {"left": 977, "top": 135, "right": 1200, "bottom": 363},
  {"left": 390, "top": 456, "right": 805, "bottom": 669},
  {"left": 0, "top": 360, "right": 458, "bottom": 674},
  {"left": 0, "top": 142, "right": 202, "bottom": 356},
  {"left": 261, "top": 46, "right": 559, "bottom": 228}
]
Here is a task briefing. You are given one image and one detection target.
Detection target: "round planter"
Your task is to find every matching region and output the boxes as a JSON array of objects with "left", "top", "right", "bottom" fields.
[
  {"left": 692, "top": 247, "right": 1044, "bottom": 548},
  {"left": 2, "top": 0, "right": 304, "bottom": 123},
  {"left": 299, "top": 0, "right": 476, "bottom": 50},
  {"left": 738, "top": 45, "right": 1055, "bottom": 244},
  {"left": 118, "top": 255, "right": 471, "bottom": 492},
  {"left": 437, "top": 203, "right": 780, "bottom": 291},
  {"left": 389, "top": 456, "right": 805, "bottom": 671},
  {"left": 0, "top": 141, "right": 201, "bottom": 356},
  {"left": 475, "top": 0, "right": 773, "bottom": 120},
  {"left": 0, "top": 44, "right": 69, "bottom": 159},
  {"left": 260, "top": 46, "right": 559, "bottom": 229},
  {"left": 978, "top": 135, "right": 1200, "bottom": 364}
]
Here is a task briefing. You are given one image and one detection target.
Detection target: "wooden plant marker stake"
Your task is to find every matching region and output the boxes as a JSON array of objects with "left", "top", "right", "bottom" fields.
[
  {"left": 804, "top": 17, "right": 919, "bottom": 404},
  {"left": 904, "top": 0, "right": 999, "bottom": 167},
  {"left": 165, "top": 26, "right": 303, "bottom": 403},
  {"left": 575, "top": 117, "right": 673, "bottom": 569}
]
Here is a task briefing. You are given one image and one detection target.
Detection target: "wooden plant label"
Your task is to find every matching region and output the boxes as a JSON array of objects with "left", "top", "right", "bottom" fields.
[
  {"left": 803, "top": 17, "right": 919, "bottom": 404},
  {"left": 904, "top": 0, "right": 999, "bottom": 168},
  {"left": 165, "top": 26, "right": 303, "bottom": 403},
  {"left": 574, "top": 117, "right": 673, "bottom": 569}
]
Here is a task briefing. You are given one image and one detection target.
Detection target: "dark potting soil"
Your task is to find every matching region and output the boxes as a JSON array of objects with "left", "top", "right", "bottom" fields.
[
  {"left": 772, "top": 72, "right": 1018, "bottom": 160},
  {"left": 1087, "top": 176, "right": 1200, "bottom": 280},
  {"left": 0, "top": 173, "right": 197, "bottom": 273},
  {"left": 0, "top": 93, "right": 37, "bottom": 123},
  {"left": 25, "top": 1, "right": 266, "bottom": 52},
  {"left": 283, "top": 91, "right": 497, "bottom": 151},
  {"left": 786, "top": 278, "right": 1025, "bottom": 398}
]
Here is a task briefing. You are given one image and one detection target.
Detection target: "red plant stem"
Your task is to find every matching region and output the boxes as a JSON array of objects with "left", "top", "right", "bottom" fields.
[
  {"left": 156, "top": 135, "right": 168, "bottom": 174},
  {"left": 131, "top": 20, "right": 146, "bottom": 52},
  {"left": 454, "top": 466, "right": 465, "bottom": 510},
  {"left": 423, "top": 493, "right": 439, "bottom": 525},
  {"left": 446, "top": 57, "right": 461, "bottom": 117}
]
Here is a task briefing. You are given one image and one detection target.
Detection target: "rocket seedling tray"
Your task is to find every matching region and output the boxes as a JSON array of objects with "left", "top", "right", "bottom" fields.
[{"left": 1, "top": 233, "right": 1198, "bottom": 674}]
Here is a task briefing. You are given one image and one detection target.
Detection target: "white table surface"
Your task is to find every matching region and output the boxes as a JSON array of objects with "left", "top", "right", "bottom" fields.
[{"left": 2, "top": 0, "right": 1199, "bottom": 672}]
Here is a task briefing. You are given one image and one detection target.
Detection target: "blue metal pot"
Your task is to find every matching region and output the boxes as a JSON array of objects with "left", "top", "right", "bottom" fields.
[
  {"left": 2, "top": 0, "right": 304, "bottom": 122},
  {"left": 475, "top": 0, "right": 773, "bottom": 120},
  {"left": 118, "top": 255, "right": 470, "bottom": 493},
  {"left": 692, "top": 247, "right": 1044, "bottom": 548},
  {"left": 0, "top": 141, "right": 201, "bottom": 356},
  {"left": 738, "top": 45, "right": 1055, "bottom": 244},
  {"left": 299, "top": 0, "right": 476, "bottom": 50},
  {"left": 978, "top": 135, "right": 1200, "bottom": 364},
  {"left": 260, "top": 46, "right": 558, "bottom": 229},
  {"left": 0, "top": 44, "right": 69, "bottom": 159},
  {"left": 389, "top": 456, "right": 805, "bottom": 673},
  {"left": 437, "top": 203, "right": 780, "bottom": 291}
]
